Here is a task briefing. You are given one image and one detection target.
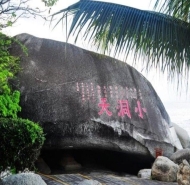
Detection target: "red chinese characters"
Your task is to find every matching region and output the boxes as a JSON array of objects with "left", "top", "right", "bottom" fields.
[
  {"left": 76, "top": 82, "right": 147, "bottom": 119},
  {"left": 98, "top": 98, "right": 112, "bottom": 116},
  {"left": 98, "top": 98, "right": 147, "bottom": 119},
  {"left": 117, "top": 100, "right": 131, "bottom": 118},
  {"left": 135, "top": 100, "right": 147, "bottom": 119}
]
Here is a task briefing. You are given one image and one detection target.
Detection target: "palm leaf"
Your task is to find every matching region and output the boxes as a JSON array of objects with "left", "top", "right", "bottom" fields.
[
  {"left": 51, "top": 0, "right": 190, "bottom": 81},
  {"left": 154, "top": 0, "right": 190, "bottom": 23}
]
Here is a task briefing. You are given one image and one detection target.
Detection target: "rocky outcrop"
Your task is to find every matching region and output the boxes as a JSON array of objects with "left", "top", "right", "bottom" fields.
[
  {"left": 0, "top": 173, "right": 46, "bottom": 185},
  {"left": 11, "top": 33, "right": 176, "bottom": 160},
  {"left": 151, "top": 156, "right": 179, "bottom": 182}
]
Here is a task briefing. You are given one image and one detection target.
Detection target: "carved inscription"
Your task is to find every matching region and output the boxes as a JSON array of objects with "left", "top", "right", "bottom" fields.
[{"left": 76, "top": 82, "right": 146, "bottom": 119}]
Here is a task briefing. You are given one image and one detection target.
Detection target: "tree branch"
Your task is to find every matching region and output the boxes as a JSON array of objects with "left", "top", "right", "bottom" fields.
[{"left": 0, "top": 0, "right": 46, "bottom": 29}]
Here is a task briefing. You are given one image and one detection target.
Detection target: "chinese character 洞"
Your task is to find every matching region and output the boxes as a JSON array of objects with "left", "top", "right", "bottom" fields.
[
  {"left": 98, "top": 98, "right": 112, "bottom": 116},
  {"left": 135, "top": 100, "right": 147, "bottom": 119},
  {"left": 118, "top": 100, "right": 131, "bottom": 118}
]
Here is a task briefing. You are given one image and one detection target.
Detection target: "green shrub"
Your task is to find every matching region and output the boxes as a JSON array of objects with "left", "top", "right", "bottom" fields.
[
  {"left": 0, "top": 117, "right": 45, "bottom": 172},
  {"left": 0, "top": 32, "right": 21, "bottom": 118}
]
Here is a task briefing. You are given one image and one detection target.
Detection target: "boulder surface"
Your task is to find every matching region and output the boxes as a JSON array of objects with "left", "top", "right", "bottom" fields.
[{"left": 11, "top": 33, "right": 175, "bottom": 159}]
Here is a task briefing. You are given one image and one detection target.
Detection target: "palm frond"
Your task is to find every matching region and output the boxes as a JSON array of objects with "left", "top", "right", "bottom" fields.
[
  {"left": 52, "top": 0, "right": 190, "bottom": 81},
  {"left": 154, "top": 0, "right": 190, "bottom": 23}
]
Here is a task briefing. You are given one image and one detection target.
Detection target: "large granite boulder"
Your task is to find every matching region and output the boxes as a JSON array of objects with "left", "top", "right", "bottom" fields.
[{"left": 10, "top": 33, "right": 176, "bottom": 159}]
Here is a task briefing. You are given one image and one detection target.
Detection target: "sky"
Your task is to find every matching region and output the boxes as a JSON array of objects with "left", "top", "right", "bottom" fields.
[{"left": 3, "top": 0, "right": 190, "bottom": 123}]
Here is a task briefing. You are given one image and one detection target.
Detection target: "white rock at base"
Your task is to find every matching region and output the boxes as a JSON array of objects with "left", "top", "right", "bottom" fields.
[
  {"left": 0, "top": 173, "right": 47, "bottom": 185},
  {"left": 137, "top": 169, "right": 151, "bottom": 179}
]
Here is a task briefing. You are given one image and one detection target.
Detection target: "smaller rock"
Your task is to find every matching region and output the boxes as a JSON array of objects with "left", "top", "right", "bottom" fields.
[
  {"left": 177, "top": 160, "right": 190, "bottom": 185},
  {"left": 0, "top": 173, "right": 47, "bottom": 185},
  {"left": 35, "top": 157, "right": 51, "bottom": 175},
  {"left": 172, "top": 122, "right": 190, "bottom": 149},
  {"left": 170, "top": 149, "right": 190, "bottom": 165},
  {"left": 169, "top": 126, "right": 183, "bottom": 150},
  {"left": 137, "top": 169, "right": 151, "bottom": 179},
  {"left": 78, "top": 179, "right": 102, "bottom": 185},
  {"left": 0, "top": 167, "right": 12, "bottom": 179},
  {"left": 59, "top": 154, "right": 82, "bottom": 171},
  {"left": 151, "top": 156, "right": 179, "bottom": 182}
]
